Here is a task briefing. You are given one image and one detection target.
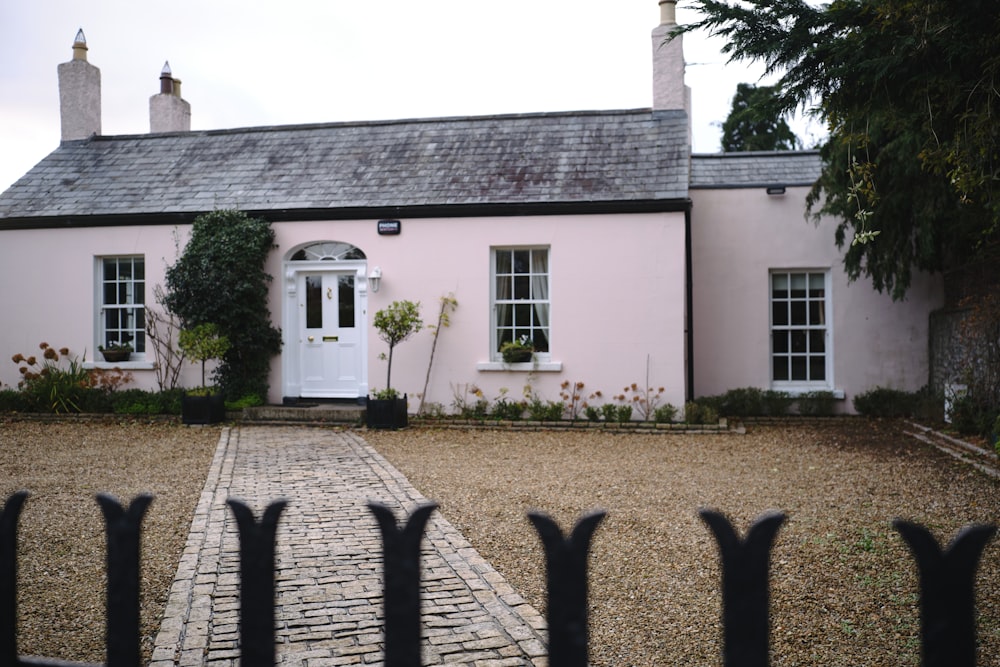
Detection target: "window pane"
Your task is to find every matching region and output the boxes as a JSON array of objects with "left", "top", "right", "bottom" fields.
[
  {"left": 533, "top": 328, "right": 549, "bottom": 352},
  {"left": 496, "top": 250, "right": 512, "bottom": 274},
  {"left": 809, "top": 330, "right": 825, "bottom": 353},
  {"left": 791, "top": 330, "right": 807, "bottom": 353},
  {"left": 118, "top": 261, "right": 132, "bottom": 280},
  {"left": 513, "top": 250, "right": 529, "bottom": 274},
  {"left": 496, "top": 276, "right": 511, "bottom": 300},
  {"left": 305, "top": 276, "right": 322, "bottom": 329},
  {"left": 772, "top": 331, "right": 789, "bottom": 354},
  {"left": 790, "top": 356, "right": 807, "bottom": 380},
  {"left": 809, "top": 300, "right": 824, "bottom": 325},
  {"left": 773, "top": 356, "right": 788, "bottom": 381},
  {"left": 104, "top": 283, "right": 117, "bottom": 305},
  {"left": 790, "top": 301, "right": 807, "bottom": 325},
  {"left": 772, "top": 301, "right": 788, "bottom": 326},
  {"left": 810, "top": 356, "right": 826, "bottom": 381},
  {"left": 514, "top": 275, "right": 530, "bottom": 299},
  {"left": 134, "top": 261, "right": 145, "bottom": 280},
  {"left": 808, "top": 273, "right": 824, "bottom": 297},
  {"left": 790, "top": 273, "right": 807, "bottom": 298},
  {"left": 514, "top": 303, "right": 532, "bottom": 327},
  {"left": 104, "top": 259, "right": 118, "bottom": 280},
  {"left": 772, "top": 273, "right": 788, "bottom": 298},
  {"left": 338, "top": 276, "right": 355, "bottom": 328}
]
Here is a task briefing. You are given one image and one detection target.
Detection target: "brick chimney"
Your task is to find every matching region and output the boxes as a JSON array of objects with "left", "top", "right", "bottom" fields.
[
  {"left": 58, "top": 29, "right": 101, "bottom": 142},
  {"left": 149, "top": 61, "right": 191, "bottom": 133},
  {"left": 651, "top": 0, "right": 691, "bottom": 117}
]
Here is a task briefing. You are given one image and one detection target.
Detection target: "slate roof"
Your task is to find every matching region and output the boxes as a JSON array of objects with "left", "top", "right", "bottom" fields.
[
  {"left": 0, "top": 109, "right": 690, "bottom": 227},
  {"left": 690, "top": 150, "right": 822, "bottom": 189}
]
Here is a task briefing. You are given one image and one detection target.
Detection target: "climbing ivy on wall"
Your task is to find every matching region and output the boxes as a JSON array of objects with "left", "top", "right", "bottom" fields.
[{"left": 164, "top": 209, "right": 282, "bottom": 400}]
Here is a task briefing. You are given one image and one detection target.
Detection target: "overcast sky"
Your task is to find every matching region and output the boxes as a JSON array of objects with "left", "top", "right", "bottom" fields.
[{"left": 0, "top": 0, "right": 822, "bottom": 193}]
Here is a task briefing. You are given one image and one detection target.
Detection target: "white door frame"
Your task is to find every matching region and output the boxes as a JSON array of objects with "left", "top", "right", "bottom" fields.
[{"left": 282, "top": 258, "right": 370, "bottom": 400}]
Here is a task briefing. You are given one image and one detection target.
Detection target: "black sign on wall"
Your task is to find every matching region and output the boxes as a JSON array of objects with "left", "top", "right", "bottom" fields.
[{"left": 377, "top": 220, "right": 401, "bottom": 235}]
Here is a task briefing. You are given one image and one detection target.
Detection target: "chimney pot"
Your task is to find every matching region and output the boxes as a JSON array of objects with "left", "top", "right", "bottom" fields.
[
  {"left": 159, "top": 61, "right": 174, "bottom": 95},
  {"left": 72, "top": 28, "right": 88, "bottom": 61},
  {"left": 659, "top": 0, "right": 678, "bottom": 25}
]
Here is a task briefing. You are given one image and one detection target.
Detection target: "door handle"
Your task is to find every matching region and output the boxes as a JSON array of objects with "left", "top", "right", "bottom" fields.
[{"left": 307, "top": 335, "right": 315, "bottom": 342}]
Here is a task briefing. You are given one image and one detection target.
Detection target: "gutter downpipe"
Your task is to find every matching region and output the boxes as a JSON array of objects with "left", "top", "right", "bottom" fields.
[{"left": 685, "top": 202, "right": 694, "bottom": 402}]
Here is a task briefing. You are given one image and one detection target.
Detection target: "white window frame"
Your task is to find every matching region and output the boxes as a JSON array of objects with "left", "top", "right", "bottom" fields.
[
  {"left": 490, "top": 246, "right": 552, "bottom": 365},
  {"left": 96, "top": 256, "right": 146, "bottom": 360},
  {"left": 769, "top": 269, "right": 832, "bottom": 391}
]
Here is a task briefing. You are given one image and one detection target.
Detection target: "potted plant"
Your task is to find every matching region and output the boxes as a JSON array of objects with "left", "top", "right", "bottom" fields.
[
  {"left": 98, "top": 340, "right": 133, "bottom": 363},
  {"left": 368, "top": 300, "right": 422, "bottom": 429},
  {"left": 178, "top": 323, "right": 230, "bottom": 425},
  {"left": 500, "top": 335, "right": 534, "bottom": 363}
]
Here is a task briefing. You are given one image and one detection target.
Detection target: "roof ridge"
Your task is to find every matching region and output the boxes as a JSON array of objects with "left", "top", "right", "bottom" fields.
[{"left": 89, "top": 107, "right": 663, "bottom": 142}]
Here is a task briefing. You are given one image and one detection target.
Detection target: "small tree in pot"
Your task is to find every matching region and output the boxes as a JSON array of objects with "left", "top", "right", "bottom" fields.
[
  {"left": 369, "top": 300, "right": 422, "bottom": 429},
  {"left": 178, "top": 323, "right": 230, "bottom": 424}
]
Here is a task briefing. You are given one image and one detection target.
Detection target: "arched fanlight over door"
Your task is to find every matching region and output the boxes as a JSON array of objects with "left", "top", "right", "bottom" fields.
[{"left": 290, "top": 242, "right": 366, "bottom": 262}]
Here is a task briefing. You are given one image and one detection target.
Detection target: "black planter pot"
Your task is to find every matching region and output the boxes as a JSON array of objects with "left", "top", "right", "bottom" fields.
[
  {"left": 366, "top": 394, "right": 408, "bottom": 430},
  {"left": 100, "top": 349, "right": 131, "bottom": 363},
  {"left": 182, "top": 394, "right": 226, "bottom": 425},
  {"left": 502, "top": 349, "right": 533, "bottom": 363}
]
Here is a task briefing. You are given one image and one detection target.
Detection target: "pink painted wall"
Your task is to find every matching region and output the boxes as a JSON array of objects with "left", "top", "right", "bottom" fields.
[
  {"left": 0, "top": 225, "right": 204, "bottom": 392},
  {"left": 0, "top": 211, "right": 688, "bottom": 416},
  {"left": 269, "top": 212, "right": 688, "bottom": 414},
  {"left": 689, "top": 186, "right": 944, "bottom": 411}
]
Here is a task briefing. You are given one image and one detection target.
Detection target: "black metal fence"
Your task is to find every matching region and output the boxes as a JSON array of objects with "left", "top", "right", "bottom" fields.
[{"left": 1, "top": 490, "right": 996, "bottom": 667}]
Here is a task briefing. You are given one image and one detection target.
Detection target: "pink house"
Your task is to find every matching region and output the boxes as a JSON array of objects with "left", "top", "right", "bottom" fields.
[{"left": 0, "top": 2, "right": 942, "bottom": 415}]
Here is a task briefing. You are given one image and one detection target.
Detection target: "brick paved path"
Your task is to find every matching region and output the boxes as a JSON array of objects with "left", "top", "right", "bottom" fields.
[{"left": 150, "top": 426, "right": 547, "bottom": 667}]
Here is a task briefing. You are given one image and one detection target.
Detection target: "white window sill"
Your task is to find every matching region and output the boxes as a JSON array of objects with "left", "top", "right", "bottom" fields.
[
  {"left": 771, "top": 385, "right": 845, "bottom": 399},
  {"left": 84, "top": 360, "right": 157, "bottom": 371},
  {"left": 477, "top": 360, "right": 563, "bottom": 372}
]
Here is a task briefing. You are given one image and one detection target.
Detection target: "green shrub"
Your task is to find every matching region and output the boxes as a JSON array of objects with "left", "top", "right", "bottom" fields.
[
  {"left": 654, "top": 403, "right": 678, "bottom": 423},
  {"left": 109, "top": 388, "right": 184, "bottom": 415},
  {"left": 762, "top": 390, "right": 794, "bottom": 415},
  {"left": 13, "top": 344, "right": 92, "bottom": 413},
  {"left": 994, "top": 414, "right": 1000, "bottom": 456},
  {"left": 491, "top": 398, "right": 525, "bottom": 420},
  {"left": 528, "top": 398, "right": 564, "bottom": 421},
  {"left": 719, "top": 387, "right": 765, "bottom": 417},
  {"left": 797, "top": 391, "right": 837, "bottom": 416},
  {"left": 684, "top": 401, "right": 719, "bottom": 425},
  {"left": 600, "top": 403, "right": 618, "bottom": 422},
  {"left": 584, "top": 405, "right": 601, "bottom": 422},
  {"left": 225, "top": 394, "right": 264, "bottom": 410},
  {"left": 853, "top": 386, "right": 916, "bottom": 417},
  {"left": 164, "top": 210, "right": 282, "bottom": 400},
  {"left": 615, "top": 405, "right": 633, "bottom": 423},
  {"left": 949, "top": 395, "right": 999, "bottom": 439},
  {"left": 0, "top": 389, "right": 29, "bottom": 412}
]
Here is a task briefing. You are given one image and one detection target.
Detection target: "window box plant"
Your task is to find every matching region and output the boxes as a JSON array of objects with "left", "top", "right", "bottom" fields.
[
  {"left": 367, "top": 300, "right": 422, "bottom": 429},
  {"left": 178, "top": 323, "right": 230, "bottom": 425},
  {"left": 98, "top": 341, "right": 132, "bottom": 363},
  {"left": 500, "top": 336, "right": 534, "bottom": 363}
]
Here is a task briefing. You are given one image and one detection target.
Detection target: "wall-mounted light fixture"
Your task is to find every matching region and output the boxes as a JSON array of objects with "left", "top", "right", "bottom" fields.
[
  {"left": 369, "top": 266, "right": 382, "bottom": 293},
  {"left": 766, "top": 185, "right": 786, "bottom": 196}
]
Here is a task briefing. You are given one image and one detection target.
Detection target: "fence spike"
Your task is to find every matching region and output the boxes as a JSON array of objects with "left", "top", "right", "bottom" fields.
[
  {"left": 893, "top": 520, "right": 997, "bottom": 667},
  {"left": 368, "top": 501, "right": 438, "bottom": 667},
  {"left": 701, "top": 509, "right": 786, "bottom": 667},
  {"left": 527, "top": 510, "right": 606, "bottom": 667},
  {"left": 1, "top": 491, "right": 28, "bottom": 667},
  {"left": 228, "top": 499, "right": 287, "bottom": 667},
  {"left": 97, "top": 493, "right": 152, "bottom": 667}
]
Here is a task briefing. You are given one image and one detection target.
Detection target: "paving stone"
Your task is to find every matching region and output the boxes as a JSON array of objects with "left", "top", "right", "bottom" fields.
[{"left": 151, "top": 426, "right": 548, "bottom": 666}]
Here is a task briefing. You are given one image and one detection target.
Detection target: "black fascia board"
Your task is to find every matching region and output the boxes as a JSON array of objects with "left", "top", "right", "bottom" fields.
[{"left": 0, "top": 198, "right": 692, "bottom": 230}]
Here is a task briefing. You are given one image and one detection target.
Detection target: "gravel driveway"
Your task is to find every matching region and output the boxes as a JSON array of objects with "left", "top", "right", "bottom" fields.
[
  {"left": 366, "top": 420, "right": 1000, "bottom": 667},
  {"left": 1, "top": 418, "right": 997, "bottom": 666}
]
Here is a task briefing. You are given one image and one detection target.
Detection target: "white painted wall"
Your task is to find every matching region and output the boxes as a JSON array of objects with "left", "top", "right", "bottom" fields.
[{"left": 690, "top": 186, "right": 944, "bottom": 411}]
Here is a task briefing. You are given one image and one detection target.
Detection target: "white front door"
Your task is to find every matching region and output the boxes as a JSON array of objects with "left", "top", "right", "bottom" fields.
[{"left": 299, "top": 271, "right": 362, "bottom": 397}]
